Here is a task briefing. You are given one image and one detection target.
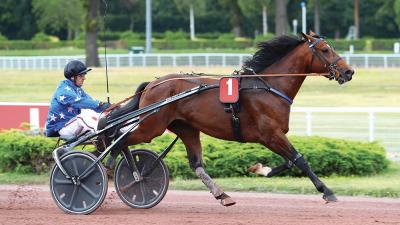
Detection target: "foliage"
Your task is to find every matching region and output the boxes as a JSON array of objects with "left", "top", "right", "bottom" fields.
[
  {"left": 119, "top": 31, "right": 141, "bottom": 41},
  {"left": 0, "top": 131, "right": 389, "bottom": 177},
  {"left": 173, "top": 0, "right": 206, "bottom": 16},
  {"left": 0, "top": 130, "right": 56, "bottom": 173},
  {"left": 31, "top": 32, "right": 52, "bottom": 42},
  {"left": 254, "top": 33, "right": 275, "bottom": 44},
  {"left": 217, "top": 33, "right": 236, "bottom": 40},
  {"left": 0, "top": 33, "right": 7, "bottom": 41},
  {"left": 32, "top": 0, "right": 84, "bottom": 37},
  {"left": 136, "top": 135, "right": 389, "bottom": 179},
  {"left": 164, "top": 30, "right": 189, "bottom": 40},
  {"left": 371, "top": 39, "right": 400, "bottom": 51},
  {"left": 326, "top": 39, "right": 366, "bottom": 51}
]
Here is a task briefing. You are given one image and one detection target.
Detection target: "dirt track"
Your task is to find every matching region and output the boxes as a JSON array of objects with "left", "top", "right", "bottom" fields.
[{"left": 0, "top": 185, "right": 399, "bottom": 225}]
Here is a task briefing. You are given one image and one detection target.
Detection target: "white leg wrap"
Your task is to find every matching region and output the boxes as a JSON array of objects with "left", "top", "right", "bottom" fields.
[{"left": 248, "top": 163, "right": 272, "bottom": 177}]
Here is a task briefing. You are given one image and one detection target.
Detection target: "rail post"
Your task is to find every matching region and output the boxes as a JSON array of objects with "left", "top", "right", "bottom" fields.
[
  {"left": 368, "top": 111, "right": 375, "bottom": 142},
  {"left": 29, "top": 108, "right": 40, "bottom": 130},
  {"left": 384, "top": 55, "right": 388, "bottom": 68},
  {"left": 306, "top": 111, "right": 312, "bottom": 136}
]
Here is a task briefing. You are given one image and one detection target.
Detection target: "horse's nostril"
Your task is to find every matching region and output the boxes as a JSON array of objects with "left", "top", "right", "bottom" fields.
[{"left": 346, "top": 69, "right": 355, "bottom": 76}]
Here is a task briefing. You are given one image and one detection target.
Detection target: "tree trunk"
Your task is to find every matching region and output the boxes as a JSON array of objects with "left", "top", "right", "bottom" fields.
[
  {"left": 130, "top": 15, "right": 135, "bottom": 31},
  {"left": 275, "top": 0, "right": 288, "bottom": 35},
  {"left": 314, "top": 0, "right": 320, "bottom": 34},
  {"left": 85, "top": 0, "right": 100, "bottom": 67},
  {"left": 334, "top": 29, "right": 340, "bottom": 39},
  {"left": 67, "top": 28, "right": 72, "bottom": 40},
  {"left": 262, "top": 5, "right": 268, "bottom": 35},
  {"left": 190, "top": 4, "right": 195, "bottom": 40},
  {"left": 231, "top": 2, "right": 242, "bottom": 37},
  {"left": 354, "top": 0, "right": 359, "bottom": 39}
]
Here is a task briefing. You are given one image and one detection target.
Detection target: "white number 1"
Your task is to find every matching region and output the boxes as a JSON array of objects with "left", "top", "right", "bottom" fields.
[{"left": 226, "top": 78, "right": 233, "bottom": 96}]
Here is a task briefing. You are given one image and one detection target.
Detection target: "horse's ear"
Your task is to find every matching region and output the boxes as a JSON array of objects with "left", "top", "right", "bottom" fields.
[
  {"left": 309, "top": 30, "right": 317, "bottom": 36},
  {"left": 301, "top": 32, "right": 311, "bottom": 42}
]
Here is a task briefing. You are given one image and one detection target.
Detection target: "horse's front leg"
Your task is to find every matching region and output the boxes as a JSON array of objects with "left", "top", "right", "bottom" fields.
[
  {"left": 168, "top": 122, "right": 236, "bottom": 206},
  {"left": 255, "top": 131, "right": 337, "bottom": 202}
]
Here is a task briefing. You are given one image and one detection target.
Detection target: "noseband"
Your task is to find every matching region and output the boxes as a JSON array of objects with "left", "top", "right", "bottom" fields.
[{"left": 307, "top": 37, "right": 342, "bottom": 80}]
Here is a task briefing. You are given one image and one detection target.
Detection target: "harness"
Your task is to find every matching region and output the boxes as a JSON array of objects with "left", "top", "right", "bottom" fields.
[
  {"left": 307, "top": 37, "right": 343, "bottom": 82},
  {"left": 222, "top": 69, "right": 293, "bottom": 142}
]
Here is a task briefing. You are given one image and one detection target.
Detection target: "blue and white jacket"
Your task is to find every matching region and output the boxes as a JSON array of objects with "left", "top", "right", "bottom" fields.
[{"left": 45, "top": 79, "right": 106, "bottom": 137}]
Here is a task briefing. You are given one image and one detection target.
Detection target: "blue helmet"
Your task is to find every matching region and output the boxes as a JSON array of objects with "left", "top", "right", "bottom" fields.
[{"left": 64, "top": 60, "right": 92, "bottom": 79}]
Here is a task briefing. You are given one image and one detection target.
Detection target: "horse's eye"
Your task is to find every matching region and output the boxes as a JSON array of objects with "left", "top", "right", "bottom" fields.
[{"left": 322, "top": 48, "right": 329, "bottom": 53}]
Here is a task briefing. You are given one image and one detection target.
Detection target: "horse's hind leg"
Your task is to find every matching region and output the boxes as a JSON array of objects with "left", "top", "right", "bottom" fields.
[
  {"left": 261, "top": 131, "right": 337, "bottom": 202},
  {"left": 168, "top": 121, "right": 236, "bottom": 207}
]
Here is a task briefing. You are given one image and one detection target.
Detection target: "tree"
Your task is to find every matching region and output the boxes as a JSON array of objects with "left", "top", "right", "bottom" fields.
[
  {"left": 84, "top": 0, "right": 100, "bottom": 67},
  {"left": 32, "top": 0, "right": 84, "bottom": 40},
  {"left": 220, "top": 0, "right": 244, "bottom": 37},
  {"left": 396, "top": 0, "right": 400, "bottom": 29},
  {"left": 173, "top": 0, "right": 205, "bottom": 40},
  {"left": 275, "top": 0, "right": 288, "bottom": 35},
  {"left": 238, "top": 0, "right": 271, "bottom": 35},
  {"left": 377, "top": 0, "right": 400, "bottom": 31},
  {"left": 0, "top": 0, "right": 37, "bottom": 40},
  {"left": 120, "top": 0, "right": 141, "bottom": 31},
  {"left": 313, "top": 0, "right": 320, "bottom": 34}
]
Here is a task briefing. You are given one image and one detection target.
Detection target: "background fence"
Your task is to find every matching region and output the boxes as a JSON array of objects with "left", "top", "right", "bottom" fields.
[
  {"left": 289, "top": 107, "right": 400, "bottom": 160},
  {"left": 1, "top": 53, "right": 400, "bottom": 69},
  {"left": 1, "top": 103, "right": 399, "bottom": 160}
]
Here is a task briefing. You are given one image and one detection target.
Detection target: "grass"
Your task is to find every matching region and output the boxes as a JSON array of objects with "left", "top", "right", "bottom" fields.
[
  {"left": 171, "top": 162, "right": 400, "bottom": 198},
  {"left": 1, "top": 68, "right": 400, "bottom": 107},
  {"left": 1, "top": 162, "right": 399, "bottom": 198}
]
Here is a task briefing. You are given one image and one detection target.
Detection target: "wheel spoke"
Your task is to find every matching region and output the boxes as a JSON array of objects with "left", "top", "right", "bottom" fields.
[
  {"left": 138, "top": 180, "right": 146, "bottom": 204},
  {"left": 119, "top": 180, "right": 138, "bottom": 193},
  {"left": 81, "top": 183, "right": 100, "bottom": 199},
  {"left": 144, "top": 176, "right": 162, "bottom": 183},
  {"left": 71, "top": 159, "right": 79, "bottom": 176},
  {"left": 68, "top": 185, "right": 78, "bottom": 208},
  {"left": 79, "top": 166, "right": 96, "bottom": 181},
  {"left": 54, "top": 178, "right": 73, "bottom": 185}
]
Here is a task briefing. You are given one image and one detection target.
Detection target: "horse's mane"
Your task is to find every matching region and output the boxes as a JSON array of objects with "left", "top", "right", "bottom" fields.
[{"left": 243, "top": 35, "right": 305, "bottom": 73}]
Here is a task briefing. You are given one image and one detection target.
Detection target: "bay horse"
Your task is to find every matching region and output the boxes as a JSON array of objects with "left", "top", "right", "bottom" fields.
[{"left": 121, "top": 32, "right": 354, "bottom": 206}]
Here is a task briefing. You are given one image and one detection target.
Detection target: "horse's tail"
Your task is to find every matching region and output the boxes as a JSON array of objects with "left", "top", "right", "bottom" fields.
[{"left": 131, "top": 81, "right": 150, "bottom": 110}]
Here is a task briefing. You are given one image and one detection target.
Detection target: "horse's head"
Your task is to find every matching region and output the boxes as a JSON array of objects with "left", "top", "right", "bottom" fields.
[{"left": 301, "top": 32, "right": 354, "bottom": 84}]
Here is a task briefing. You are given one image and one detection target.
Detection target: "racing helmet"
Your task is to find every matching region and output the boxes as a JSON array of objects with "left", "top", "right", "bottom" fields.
[{"left": 64, "top": 60, "right": 92, "bottom": 79}]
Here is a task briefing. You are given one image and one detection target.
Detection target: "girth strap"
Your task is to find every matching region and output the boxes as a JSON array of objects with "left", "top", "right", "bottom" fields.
[{"left": 224, "top": 102, "right": 243, "bottom": 142}]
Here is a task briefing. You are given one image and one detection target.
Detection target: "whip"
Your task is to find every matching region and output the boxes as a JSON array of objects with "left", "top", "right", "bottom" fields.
[{"left": 102, "top": 0, "right": 110, "bottom": 104}]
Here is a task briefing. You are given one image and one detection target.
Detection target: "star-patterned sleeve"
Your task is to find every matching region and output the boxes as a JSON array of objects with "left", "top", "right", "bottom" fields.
[{"left": 56, "top": 86, "right": 100, "bottom": 110}]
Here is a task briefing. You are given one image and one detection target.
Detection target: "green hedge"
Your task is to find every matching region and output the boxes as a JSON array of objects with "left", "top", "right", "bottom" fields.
[
  {"left": 0, "top": 130, "right": 389, "bottom": 177},
  {"left": 137, "top": 135, "right": 389, "bottom": 178},
  {"left": 0, "top": 130, "right": 56, "bottom": 173},
  {"left": 326, "top": 39, "right": 367, "bottom": 51},
  {"left": 371, "top": 39, "right": 399, "bottom": 51}
]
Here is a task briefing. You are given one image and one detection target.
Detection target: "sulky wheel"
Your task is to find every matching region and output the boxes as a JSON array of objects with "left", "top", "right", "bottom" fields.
[
  {"left": 114, "top": 149, "right": 169, "bottom": 209},
  {"left": 50, "top": 151, "right": 108, "bottom": 214}
]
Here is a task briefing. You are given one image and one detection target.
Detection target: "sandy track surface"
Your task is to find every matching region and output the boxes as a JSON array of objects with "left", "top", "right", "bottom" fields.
[{"left": 0, "top": 185, "right": 399, "bottom": 225}]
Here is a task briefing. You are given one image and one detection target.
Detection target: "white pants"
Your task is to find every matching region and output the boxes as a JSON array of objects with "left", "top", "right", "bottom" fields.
[{"left": 59, "top": 109, "right": 100, "bottom": 137}]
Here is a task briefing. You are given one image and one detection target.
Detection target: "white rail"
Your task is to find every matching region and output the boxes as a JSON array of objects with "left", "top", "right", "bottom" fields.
[
  {"left": 289, "top": 107, "right": 400, "bottom": 159},
  {"left": 1, "top": 103, "right": 399, "bottom": 158},
  {"left": 1, "top": 53, "right": 400, "bottom": 69}
]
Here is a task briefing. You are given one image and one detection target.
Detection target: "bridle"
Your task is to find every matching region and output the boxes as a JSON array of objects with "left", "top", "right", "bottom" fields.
[{"left": 306, "top": 37, "right": 342, "bottom": 81}]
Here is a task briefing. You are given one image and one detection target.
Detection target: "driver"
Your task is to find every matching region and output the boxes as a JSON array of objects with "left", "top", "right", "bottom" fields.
[{"left": 45, "top": 60, "right": 110, "bottom": 138}]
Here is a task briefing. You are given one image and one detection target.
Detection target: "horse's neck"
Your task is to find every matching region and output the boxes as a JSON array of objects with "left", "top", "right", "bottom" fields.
[{"left": 261, "top": 45, "right": 311, "bottom": 100}]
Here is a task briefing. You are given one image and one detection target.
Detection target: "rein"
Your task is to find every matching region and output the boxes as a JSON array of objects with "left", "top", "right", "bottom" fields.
[{"left": 105, "top": 72, "right": 329, "bottom": 112}]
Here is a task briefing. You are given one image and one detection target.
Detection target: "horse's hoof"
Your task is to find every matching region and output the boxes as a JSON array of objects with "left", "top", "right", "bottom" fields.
[
  {"left": 220, "top": 196, "right": 236, "bottom": 207},
  {"left": 247, "top": 163, "right": 271, "bottom": 176},
  {"left": 323, "top": 194, "right": 338, "bottom": 203}
]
